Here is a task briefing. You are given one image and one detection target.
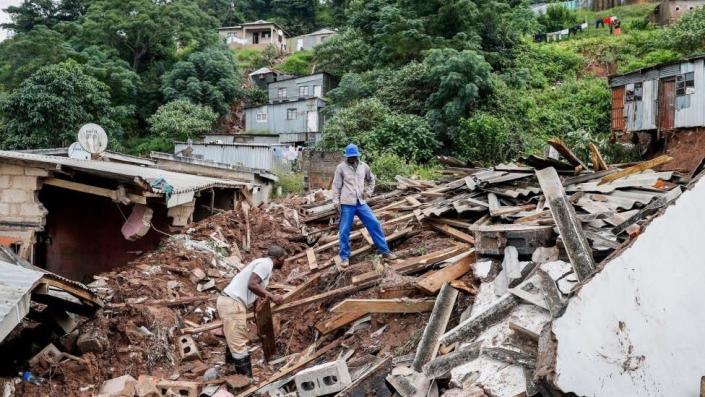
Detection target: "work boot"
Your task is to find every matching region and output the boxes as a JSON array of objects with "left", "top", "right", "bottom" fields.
[
  {"left": 382, "top": 252, "right": 398, "bottom": 260},
  {"left": 233, "top": 354, "right": 253, "bottom": 378}
]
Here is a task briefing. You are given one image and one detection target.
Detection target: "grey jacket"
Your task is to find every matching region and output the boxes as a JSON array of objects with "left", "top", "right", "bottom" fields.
[{"left": 332, "top": 161, "right": 375, "bottom": 206}]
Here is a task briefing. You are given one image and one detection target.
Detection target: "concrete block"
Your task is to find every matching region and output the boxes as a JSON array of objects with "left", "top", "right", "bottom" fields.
[
  {"left": 19, "top": 203, "right": 47, "bottom": 217},
  {"left": 295, "top": 359, "right": 352, "bottom": 396},
  {"left": 156, "top": 380, "right": 199, "bottom": 397},
  {"left": 177, "top": 335, "right": 201, "bottom": 361},
  {"left": 97, "top": 375, "right": 137, "bottom": 397},
  {"left": 0, "top": 175, "right": 10, "bottom": 188},
  {"left": 0, "top": 164, "right": 25, "bottom": 175},
  {"left": 136, "top": 375, "right": 160, "bottom": 397},
  {"left": 189, "top": 268, "right": 206, "bottom": 284},
  {"left": 28, "top": 343, "right": 63, "bottom": 374},
  {"left": 1, "top": 189, "right": 31, "bottom": 203},
  {"left": 0, "top": 203, "right": 10, "bottom": 215},
  {"left": 77, "top": 329, "right": 106, "bottom": 353},
  {"left": 59, "top": 330, "right": 79, "bottom": 352},
  {"left": 9, "top": 176, "right": 38, "bottom": 190},
  {"left": 24, "top": 167, "right": 49, "bottom": 177}
]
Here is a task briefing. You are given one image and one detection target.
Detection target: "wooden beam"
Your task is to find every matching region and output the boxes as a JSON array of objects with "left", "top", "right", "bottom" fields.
[
  {"left": 306, "top": 248, "right": 318, "bottom": 271},
  {"left": 330, "top": 298, "right": 436, "bottom": 314},
  {"left": 598, "top": 155, "right": 673, "bottom": 185},
  {"left": 430, "top": 218, "right": 474, "bottom": 229},
  {"left": 352, "top": 244, "right": 468, "bottom": 285},
  {"left": 588, "top": 143, "right": 608, "bottom": 171},
  {"left": 360, "top": 229, "right": 374, "bottom": 245},
  {"left": 42, "top": 178, "right": 146, "bottom": 204},
  {"left": 281, "top": 274, "right": 321, "bottom": 303},
  {"left": 254, "top": 298, "right": 275, "bottom": 362},
  {"left": 548, "top": 138, "right": 588, "bottom": 170},
  {"left": 416, "top": 251, "right": 476, "bottom": 294},
  {"left": 536, "top": 167, "right": 595, "bottom": 281},
  {"left": 490, "top": 203, "right": 535, "bottom": 217},
  {"left": 273, "top": 281, "right": 376, "bottom": 312},
  {"left": 430, "top": 223, "right": 475, "bottom": 245},
  {"left": 315, "top": 311, "right": 367, "bottom": 335}
]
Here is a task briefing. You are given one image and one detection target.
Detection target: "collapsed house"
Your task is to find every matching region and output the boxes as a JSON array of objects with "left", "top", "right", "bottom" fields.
[
  {"left": 0, "top": 150, "right": 251, "bottom": 281},
  {"left": 0, "top": 139, "right": 697, "bottom": 397}
]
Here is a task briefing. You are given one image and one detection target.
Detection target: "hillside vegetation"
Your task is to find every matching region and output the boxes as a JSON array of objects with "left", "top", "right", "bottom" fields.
[{"left": 0, "top": 0, "right": 704, "bottom": 177}]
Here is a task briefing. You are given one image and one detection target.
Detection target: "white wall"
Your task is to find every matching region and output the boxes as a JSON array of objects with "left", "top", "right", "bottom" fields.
[{"left": 552, "top": 180, "right": 705, "bottom": 396}]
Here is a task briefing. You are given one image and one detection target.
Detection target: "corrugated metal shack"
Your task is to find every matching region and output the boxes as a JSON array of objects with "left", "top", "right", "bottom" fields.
[
  {"left": 610, "top": 55, "right": 705, "bottom": 134},
  {"left": 174, "top": 142, "right": 295, "bottom": 173}
]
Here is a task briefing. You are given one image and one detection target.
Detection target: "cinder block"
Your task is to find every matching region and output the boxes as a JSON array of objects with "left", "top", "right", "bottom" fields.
[
  {"left": 10, "top": 176, "right": 38, "bottom": 190},
  {"left": 294, "top": 359, "right": 351, "bottom": 397},
  {"left": 1, "top": 189, "right": 31, "bottom": 203},
  {"left": 136, "top": 375, "right": 160, "bottom": 397},
  {"left": 28, "top": 343, "right": 63, "bottom": 374},
  {"left": 98, "top": 375, "right": 137, "bottom": 397},
  {"left": 0, "top": 164, "right": 25, "bottom": 175},
  {"left": 0, "top": 175, "right": 10, "bottom": 188},
  {"left": 24, "top": 167, "right": 49, "bottom": 177},
  {"left": 19, "top": 203, "right": 47, "bottom": 217},
  {"left": 0, "top": 203, "right": 10, "bottom": 215},
  {"left": 155, "top": 380, "right": 199, "bottom": 397},
  {"left": 6, "top": 204, "right": 21, "bottom": 217},
  {"left": 177, "top": 335, "right": 201, "bottom": 361}
]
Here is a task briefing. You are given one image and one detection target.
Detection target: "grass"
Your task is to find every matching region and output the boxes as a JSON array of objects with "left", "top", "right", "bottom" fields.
[
  {"left": 232, "top": 48, "right": 266, "bottom": 72},
  {"left": 274, "top": 172, "right": 305, "bottom": 196}
]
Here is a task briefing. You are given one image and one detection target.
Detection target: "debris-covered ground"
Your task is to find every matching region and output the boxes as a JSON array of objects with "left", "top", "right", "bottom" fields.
[{"left": 1, "top": 141, "right": 692, "bottom": 397}]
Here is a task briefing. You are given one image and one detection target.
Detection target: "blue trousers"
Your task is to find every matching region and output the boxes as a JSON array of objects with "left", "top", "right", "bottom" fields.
[{"left": 339, "top": 202, "right": 390, "bottom": 260}]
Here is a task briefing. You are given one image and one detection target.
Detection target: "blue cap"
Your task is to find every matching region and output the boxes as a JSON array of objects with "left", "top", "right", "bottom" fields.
[{"left": 344, "top": 143, "right": 361, "bottom": 158}]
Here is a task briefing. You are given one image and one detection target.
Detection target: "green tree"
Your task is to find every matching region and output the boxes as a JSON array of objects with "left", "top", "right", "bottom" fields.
[
  {"left": 537, "top": 5, "right": 578, "bottom": 33},
  {"left": 270, "top": 0, "right": 318, "bottom": 36},
  {"left": 161, "top": 45, "right": 242, "bottom": 115},
  {"left": 315, "top": 28, "right": 373, "bottom": 77},
  {"left": 148, "top": 99, "right": 217, "bottom": 142},
  {"left": 665, "top": 6, "right": 705, "bottom": 54},
  {"left": 1, "top": 0, "right": 88, "bottom": 33},
  {"left": 0, "top": 61, "right": 125, "bottom": 149},
  {"left": 278, "top": 50, "right": 315, "bottom": 75}
]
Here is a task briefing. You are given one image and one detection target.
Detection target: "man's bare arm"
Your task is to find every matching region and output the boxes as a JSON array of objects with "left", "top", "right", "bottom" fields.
[{"left": 248, "top": 273, "right": 283, "bottom": 304}]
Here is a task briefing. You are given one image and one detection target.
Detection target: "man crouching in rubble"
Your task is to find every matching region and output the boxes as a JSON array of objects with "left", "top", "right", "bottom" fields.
[
  {"left": 217, "top": 245, "right": 286, "bottom": 377},
  {"left": 333, "top": 143, "right": 397, "bottom": 267}
]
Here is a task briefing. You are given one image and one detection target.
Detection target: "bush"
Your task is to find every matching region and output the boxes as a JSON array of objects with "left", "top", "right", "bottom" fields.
[
  {"left": 243, "top": 87, "right": 268, "bottom": 107},
  {"left": 274, "top": 173, "right": 305, "bottom": 196},
  {"left": 318, "top": 98, "right": 389, "bottom": 151},
  {"left": 457, "top": 113, "right": 523, "bottom": 164},
  {"left": 278, "top": 50, "right": 315, "bottom": 75},
  {"left": 232, "top": 48, "right": 266, "bottom": 71},
  {"left": 664, "top": 6, "right": 705, "bottom": 54},
  {"left": 148, "top": 99, "right": 217, "bottom": 143},
  {"left": 537, "top": 5, "right": 578, "bottom": 33},
  {"left": 369, "top": 153, "right": 412, "bottom": 188}
]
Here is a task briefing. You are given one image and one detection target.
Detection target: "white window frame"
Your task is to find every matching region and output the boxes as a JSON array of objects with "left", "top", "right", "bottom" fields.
[
  {"left": 256, "top": 112, "right": 267, "bottom": 123},
  {"left": 278, "top": 88, "right": 287, "bottom": 99},
  {"left": 287, "top": 108, "right": 297, "bottom": 120},
  {"left": 299, "top": 86, "right": 309, "bottom": 97}
]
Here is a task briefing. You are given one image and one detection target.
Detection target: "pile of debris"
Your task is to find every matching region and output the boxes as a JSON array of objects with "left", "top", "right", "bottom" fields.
[{"left": 4, "top": 139, "right": 691, "bottom": 397}]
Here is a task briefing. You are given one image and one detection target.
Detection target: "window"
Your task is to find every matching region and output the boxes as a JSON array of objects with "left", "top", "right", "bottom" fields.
[
  {"left": 256, "top": 112, "right": 267, "bottom": 122},
  {"left": 676, "top": 72, "right": 695, "bottom": 96},
  {"left": 287, "top": 108, "right": 297, "bottom": 120},
  {"left": 313, "top": 85, "right": 322, "bottom": 97},
  {"left": 277, "top": 88, "right": 287, "bottom": 99},
  {"left": 299, "top": 86, "right": 309, "bottom": 97},
  {"left": 625, "top": 82, "right": 643, "bottom": 102}
]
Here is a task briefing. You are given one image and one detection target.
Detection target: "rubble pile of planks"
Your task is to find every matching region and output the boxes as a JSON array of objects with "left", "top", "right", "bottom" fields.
[{"left": 173, "top": 141, "right": 685, "bottom": 397}]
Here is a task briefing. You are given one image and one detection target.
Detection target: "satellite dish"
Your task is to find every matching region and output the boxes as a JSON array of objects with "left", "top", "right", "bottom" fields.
[
  {"left": 68, "top": 142, "right": 91, "bottom": 160},
  {"left": 77, "top": 123, "right": 108, "bottom": 154}
]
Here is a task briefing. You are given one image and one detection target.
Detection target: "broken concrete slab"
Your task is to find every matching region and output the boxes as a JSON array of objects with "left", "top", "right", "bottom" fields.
[
  {"left": 473, "top": 259, "right": 497, "bottom": 282},
  {"left": 538, "top": 260, "right": 572, "bottom": 282},
  {"left": 136, "top": 375, "right": 159, "bottom": 397},
  {"left": 549, "top": 176, "right": 705, "bottom": 396},
  {"left": 97, "top": 375, "right": 137, "bottom": 397},
  {"left": 422, "top": 342, "right": 481, "bottom": 379},
  {"left": 386, "top": 366, "right": 431, "bottom": 397},
  {"left": 412, "top": 283, "right": 458, "bottom": 372},
  {"left": 531, "top": 246, "right": 559, "bottom": 265},
  {"left": 481, "top": 346, "right": 536, "bottom": 369},
  {"left": 441, "top": 294, "right": 518, "bottom": 346},
  {"left": 77, "top": 329, "right": 107, "bottom": 353}
]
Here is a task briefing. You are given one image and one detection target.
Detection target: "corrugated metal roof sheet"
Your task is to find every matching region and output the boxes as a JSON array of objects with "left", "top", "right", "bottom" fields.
[
  {"left": 0, "top": 260, "right": 44, "bottom": 342},
  {"left": 0, "top": 150, "right": 247, "bottom": 206}
]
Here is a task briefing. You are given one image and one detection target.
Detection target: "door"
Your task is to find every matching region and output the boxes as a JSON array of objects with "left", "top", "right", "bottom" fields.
[
  {"left": 611, "top": 86, "right": 625, "bottom": 132},
  {"left": 252, "top": 32, "right": 259, "bottom": 44},
  {"left": 307, "top": 111, "right": 318, "bottom": 132},
  {"left": 658, "top": 79, "right": 675, "bottom": 131},
  {"left": 297, "top": 38, "right": 304, "bottom": 51}
]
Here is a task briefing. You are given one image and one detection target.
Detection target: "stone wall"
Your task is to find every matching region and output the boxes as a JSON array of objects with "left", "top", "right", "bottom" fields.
[
  {"left": 302, "top": 150, "right": 341, "bottom": 190},
  {"left": 0, "top": 163, "right": 49, "bottom": 258}
]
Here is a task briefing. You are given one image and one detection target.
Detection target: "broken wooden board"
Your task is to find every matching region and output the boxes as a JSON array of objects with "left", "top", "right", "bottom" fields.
[
  {"left": 254, "top": 298, "right": 275, "bottom": 362},
  {"left": 315, "top": 311, "right": 367, "bottom": 335},
  {"left": 416, "top": 251, "right": 476, "bottom": 294},
  {"left": 430, "top": 223, "right": 475, "bottom": 244},
  {"left": 588, "top": 143, "right": 608, "bottom": 172},
  {"left": 306, "top": 248, "right": 318, "bottom": 271},
  {"left": 598, "top": 155, "right": 673, "bottom": 185},
  {"left": 330, "top": 299, "right": 436, "bottom": 314},
  {"left": 548, "top": 138, "right": 588, "bottom": 170},
  {"left": 468, "top": 224, "right": 554, "bottom": 256},
  {"left": 536, "top": 167, "right": 595, "bottom": 281}
]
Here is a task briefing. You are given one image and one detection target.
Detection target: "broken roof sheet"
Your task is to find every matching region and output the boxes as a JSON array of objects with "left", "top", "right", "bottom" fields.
[
  {"left": 0, "top": 260, "right": 44, "bottom": 342},
  {"left": 0, "top": 150, "right": 247, "bottom": 204}
]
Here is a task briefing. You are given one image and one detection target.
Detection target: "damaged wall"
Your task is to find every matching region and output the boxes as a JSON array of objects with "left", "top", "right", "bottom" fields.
[
  {"left": 38, "top": 186, "right": 170, "bottom": 282},
  {"left": 551, "top": 177, "right": 705, "bottom": 396}
]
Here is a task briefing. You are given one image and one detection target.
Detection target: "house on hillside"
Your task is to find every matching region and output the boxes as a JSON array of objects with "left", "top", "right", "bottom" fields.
[
  {"left": 244, "top": 72, "right": 337, "bottom": 145},
  {"left": 289, "top": 28, "right": 337, "bottom": 52},
  {"left": 218, "top": 20, "right": 288, "bottom": 54},
  {"left": 609, "top": 55, "right": 705, "bottom": 171},
  {"left": 652, "top": 0, "right": 705, "bottom": 24},
  {"left": 249, "top": 67, "right": 293, "bottom": 90}
]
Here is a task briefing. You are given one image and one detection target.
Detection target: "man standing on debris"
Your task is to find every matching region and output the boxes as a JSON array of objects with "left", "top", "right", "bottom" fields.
[
  {"left": 332, "top": 143, "right": 397, "bottom": 266},
  {"left": 217, "top": 245, "right": 287, "bottom": 377}
]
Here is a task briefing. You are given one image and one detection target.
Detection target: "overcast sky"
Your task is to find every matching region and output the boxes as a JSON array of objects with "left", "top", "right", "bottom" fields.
[{"left": 0, "top": 0, "right": 21, "bottom": 41}]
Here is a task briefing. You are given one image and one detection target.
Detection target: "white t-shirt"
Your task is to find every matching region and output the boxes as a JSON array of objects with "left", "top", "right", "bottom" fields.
[{"left": 223, "top": 257, "right": 273, "bottom": 308}]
